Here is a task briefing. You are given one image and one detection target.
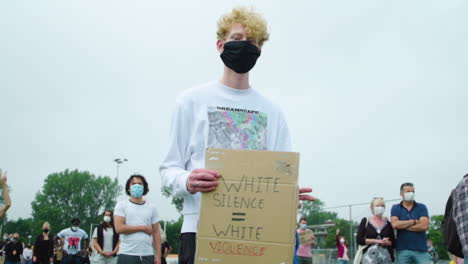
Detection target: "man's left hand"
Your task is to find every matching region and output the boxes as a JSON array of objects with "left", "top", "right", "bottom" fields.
[{"left": 298, "top": 187, "right": 315, "bottom": 208}]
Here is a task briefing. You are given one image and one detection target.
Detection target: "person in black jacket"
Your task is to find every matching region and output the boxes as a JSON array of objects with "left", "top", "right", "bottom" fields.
[
  {"left": 356, "top": 198, "right": 396, "bottom": 264},
  {"left": 33, "top": 222, "right": 55, "bottom": 264},
  {"left": 4, "top": 233, "right": 22, "bottom": 264},
  {"left": 0, "top": 233, "right": 10, "bottom": 264},
  {"left": 92, "top": 210, "right": 120, "bottom": 264}
]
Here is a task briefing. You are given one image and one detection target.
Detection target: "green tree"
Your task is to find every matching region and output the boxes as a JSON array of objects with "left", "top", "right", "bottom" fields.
[
  {"left": 300, "top": 199, "right": 338, "bottom": 226},
  {"left": 428, "top": 215, "right": 449, "bottom": 260},
  {"left": 161, "top": 216, "right": 183, "bottom": 254},
  {"left": 2, "top": 217, "right": 34, "bottom": 244},
  {"left": 299, "top": 200, "right": 356, "bottom": 249},
  {"left": 31, "top": 169, "right": 122, "bottom": 235},
  {"left": 162, "top": 187, "right": 184, "bottom": 213},
  {"left": 323, "top": 219, "right": 353, "bottom": 248}
]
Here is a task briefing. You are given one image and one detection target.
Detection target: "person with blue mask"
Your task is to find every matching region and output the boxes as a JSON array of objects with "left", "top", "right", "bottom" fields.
[{"left": 114, "top": 174, "right": 161, "bottom": 264}]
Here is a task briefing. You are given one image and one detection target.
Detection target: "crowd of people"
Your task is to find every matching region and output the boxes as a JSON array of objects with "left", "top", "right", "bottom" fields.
[
  {"left": 296, "top": 179, "right": 468, "bottom": 264},
  {"left": 0, "top": 174, "right": 171, "bottom": 264},
  {"left": 1, "top": 4, "right": 467, "bottom": 264}
]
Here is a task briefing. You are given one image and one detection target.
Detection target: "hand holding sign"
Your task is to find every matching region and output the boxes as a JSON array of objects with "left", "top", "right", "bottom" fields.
[
  {"left": 186, "top": 169, "right": 221, "bottom": 193},
  {"left": 298, "top": 188, "right": 315, "bottom": 208}
]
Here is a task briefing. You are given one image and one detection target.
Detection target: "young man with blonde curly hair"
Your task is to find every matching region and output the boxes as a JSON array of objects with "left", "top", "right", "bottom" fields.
[{"left": 160, "top": 7, "right": 313, "bottom": 264}]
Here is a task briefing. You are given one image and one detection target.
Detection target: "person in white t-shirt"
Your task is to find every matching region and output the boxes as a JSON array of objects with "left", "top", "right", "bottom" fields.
[
  {"left": 57, "top": 218, "right": 89, "bottom": 264},
  {"left": 91, "top": 210, "right": 120, "bottom": 264},
  {"left": 22, "top": 244, "right": 33, "bottom": 264},
  {"left": 114, "top": 174, "right": 161, "bottom": 264},
  {"left": 159, "top": 6, "right": 314, "bottom": 264}
]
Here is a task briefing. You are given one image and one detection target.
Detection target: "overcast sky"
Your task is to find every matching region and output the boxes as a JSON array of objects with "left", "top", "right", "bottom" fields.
[{"left": 1, "top": 0, "right": 467, "bottom": 225}]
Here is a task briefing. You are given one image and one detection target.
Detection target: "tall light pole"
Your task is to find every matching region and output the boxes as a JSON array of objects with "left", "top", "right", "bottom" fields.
[{"left": 113, "top": 158, "right": 128, "bottom": 181}]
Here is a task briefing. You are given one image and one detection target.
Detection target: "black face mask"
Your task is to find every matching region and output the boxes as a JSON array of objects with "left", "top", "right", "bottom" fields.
[
  {"left": 43, "top": 229, "right": 49, "bottom": 233},
  {"left": 220, "top": 41, "right": 261, "bottom": 74}
]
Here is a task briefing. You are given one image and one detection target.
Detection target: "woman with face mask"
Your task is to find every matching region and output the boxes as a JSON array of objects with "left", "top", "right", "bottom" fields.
[
  {"left": 4, "top": 233, "right": 22, "bottom": 264},
  {"left": 336, "top": 229, "right": 350, "bottom": 264},
  {"left": 356, "top": 198, "right": 395, "bottom": 264},
  {"left": 33, "top": 222, "right": 54, "bottom": 264},
  {"left": 91, "top": 210, "right": 120, "bottom": 264}
]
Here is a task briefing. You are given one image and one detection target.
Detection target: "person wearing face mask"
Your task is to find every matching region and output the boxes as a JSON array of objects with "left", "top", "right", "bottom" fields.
[
  {"left": 22, "top": 244, "right": 33, "bottom": 264},
  {"left": 0, "top": 233, "right": 10, "bottom": 264},
  {"left": 91, "top": 210, "right": 120, "bottom": 264},
  {"left": 56, "top": 218, "right": 89, "bottom": 264},
  {"left": 356, "top": 198, "right": 395, "bottom": 264},
  {"left": 336, "top": 229, "right": 350, "bottom": 264},
  {"left": 391, "top": 183, "right": 430, "bottom": 264},
  {"left": 159, "top": 6, "right": 314, "bottom": 264},
  {"left": 4, "top": 233, "right": 22, "bottom": 264},
  {"left": 33, "top": 222, "right": 54, "bottom": 264},
  {"left": 296, "top": 217, "right": 315, "bottom": 264},
  {"left": 114, "top": 174, "right": 161, "bottom": 264}
]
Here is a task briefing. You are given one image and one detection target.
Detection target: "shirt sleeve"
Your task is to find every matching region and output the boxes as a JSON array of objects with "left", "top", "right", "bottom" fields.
[
  {"left": 356, "top": 217, "right": 368, "bottom": 246},
  {"left": 159, "top": 97, "right": 193, "bottom": 197},
  {"left": 390, "top": 204, "right": 399, "bottom": 218},
  {"left": 418, "top": 204, "right": 429, "bottom": 218},
  {"left": 273, "top": 109, "right": 292, "bottom": 152},
  {"left": 114, "top": 202, "right": 125, "bottom": 217},
  {"left": 388, "top": 221, "right": 396, "bottom": 249},
  {"left": 453, "top": 178, "right": 468, "bottom": 256},
  {"left": 57, "top": 230, "right": 65, "bottom": 238},
  {"left": 82, "top": 230, "right": 89, "bottom": 240},
  {"left": 92, "top": 228, "right": 98, "bottom": 239}
]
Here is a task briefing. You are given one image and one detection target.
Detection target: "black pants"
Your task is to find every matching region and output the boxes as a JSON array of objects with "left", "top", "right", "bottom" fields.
[
  {"left": 117, "top": 254, "right": 154, "bottom": 264},
  {"left": 179, "top": 233, "right": 196, "bottom": 264}
]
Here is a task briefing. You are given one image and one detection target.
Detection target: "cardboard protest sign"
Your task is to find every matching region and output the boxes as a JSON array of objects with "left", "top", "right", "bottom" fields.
[
  {"left": 298, "top": 229, "right": 315, "bottom": 245},
  {"left": 195, "top": 148, "right": 299, "bottom": 264}
]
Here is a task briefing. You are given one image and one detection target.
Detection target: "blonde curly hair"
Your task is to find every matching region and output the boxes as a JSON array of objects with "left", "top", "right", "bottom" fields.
[{"left": 216, "top": 7, "right": 270, "bottom": 47}]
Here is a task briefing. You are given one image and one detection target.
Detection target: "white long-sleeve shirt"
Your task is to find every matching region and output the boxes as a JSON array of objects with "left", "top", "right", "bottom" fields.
[{"left": 159, "top": 81, "right": 291, "bottom": 233}]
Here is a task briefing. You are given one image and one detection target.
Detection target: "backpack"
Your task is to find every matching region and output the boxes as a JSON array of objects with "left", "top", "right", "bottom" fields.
[{"left": 442, "top": 190, "right": 464, "bottom": 258}]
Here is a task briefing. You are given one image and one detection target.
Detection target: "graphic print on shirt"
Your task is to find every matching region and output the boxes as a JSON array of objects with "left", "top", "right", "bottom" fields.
[
  {"left": 208, "top": 106, "right": 267, "bottom": 150},
  {"left": 67, "top": 237, "right": 80, "bottom": 251}
]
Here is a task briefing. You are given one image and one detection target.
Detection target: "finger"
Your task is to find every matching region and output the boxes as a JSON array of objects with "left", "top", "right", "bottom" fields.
[
  {"left": 299, "top": 187, "right": 312, "bottom": 194},
  {"left": 192, "top": 181, "right": 218, "bottom": 189},
  {"left": 299, "top": 195, "right": 315, "bottom": 201},
  {"left": 191, "top": 173, "right": 219, "bottom": 182},
  {"left": 196, "top": 186, "right": 217, "bottom": 193},
  {"left": 192, "top": 168, "right": 221, "bottom": 177}
]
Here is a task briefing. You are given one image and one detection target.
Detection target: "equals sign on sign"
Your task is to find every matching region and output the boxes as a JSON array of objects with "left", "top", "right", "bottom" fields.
[{"left": 232, "top": 212, "right": 246, "bottom": 221}]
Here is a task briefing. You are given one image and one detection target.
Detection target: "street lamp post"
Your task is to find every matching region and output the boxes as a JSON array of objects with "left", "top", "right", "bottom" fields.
[{"left": 113, "top": 158, "right": 128, "bottom": 180}]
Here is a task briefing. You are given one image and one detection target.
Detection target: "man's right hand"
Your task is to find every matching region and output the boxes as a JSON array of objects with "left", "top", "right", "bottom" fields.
[
  {"left": 186, "top": 169, "right": 221, "bottom": 194},
  {"left": 0, "top": 169, "right": 7, "bottom": 186}
]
